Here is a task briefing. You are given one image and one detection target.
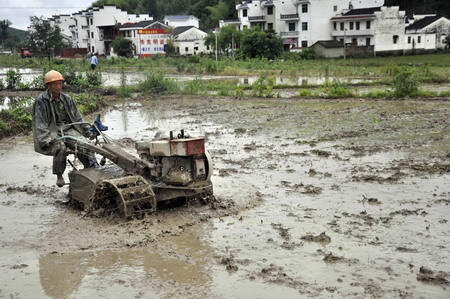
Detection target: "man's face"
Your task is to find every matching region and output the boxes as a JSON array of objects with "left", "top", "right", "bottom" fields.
[{"left": 47, "top": 80, "right": 63, "bottom": 97}]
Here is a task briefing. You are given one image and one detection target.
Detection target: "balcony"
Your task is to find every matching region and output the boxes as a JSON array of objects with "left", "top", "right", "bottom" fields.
[
  {"left": 281, "top": 31, "right": 299, "bottom": 38},
  {"left": 249, "top": 16, "right": 265, "bottom": 22},
  {"left": 332, "top": 29, "right": 374, "bottom": 37},
  {"left": 280, "top": 13, "right": 300, "bottom": 20}
]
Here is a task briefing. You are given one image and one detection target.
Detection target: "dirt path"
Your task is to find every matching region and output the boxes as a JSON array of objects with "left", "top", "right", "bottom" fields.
[{"left": 1, "top": 96, "right": 449, "bottom": 298}]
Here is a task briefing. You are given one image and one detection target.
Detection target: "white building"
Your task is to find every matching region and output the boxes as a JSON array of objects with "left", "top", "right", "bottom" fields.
[
  {"left": 172, "top": 26, "right": 211, "bottom": 55},
  {"left": 332, "top": 6, "right": 450, "bottom": 55},
  {"left": 405, "top": 15, "right": 450, "bottom": 51},
  {"left": 164, "top": 15, "right": 200, "bottom": 29},
  {"left": 331, "top": 6, "right": 404, "bottom": 53},
  {"left": 118, "top": 21, "right": 170, "bottom": 57},
  {"left": 234, "top": 0, "right": 383, "bottom": 49},
  {"left": 49, "top": 5, "right": 152, "bottom": 55}
]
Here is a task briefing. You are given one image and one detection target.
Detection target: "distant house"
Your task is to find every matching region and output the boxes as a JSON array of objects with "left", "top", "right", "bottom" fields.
[
  {"left": 164, "top": 15, "right": 200, "bottom": 28},
  {"left": 172, "top": 26, "right": 211, "bottom": 55},
  {"left": 311, "top": 40, "right": 344, "bottom": 58},
  {"left": 118, "top": 21, "right": 170, "bottom": 57},
  {"left": 405, "top": 15, "right": 450, "bottom": 50}
]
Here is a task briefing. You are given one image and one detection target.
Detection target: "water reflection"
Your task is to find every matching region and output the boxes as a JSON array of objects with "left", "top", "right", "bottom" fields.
[
  {"left": 238, "top": 76, "right": 372, "bottom": 86},
  {"left": 0, "top": 96, "right": 34, "bottom": 111},
  {"left": 39, "top": 227, "right": 212, "bottom": 298}
]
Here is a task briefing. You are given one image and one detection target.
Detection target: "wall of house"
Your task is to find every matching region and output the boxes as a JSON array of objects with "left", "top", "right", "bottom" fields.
[
  {"left": 164, "top": 17, "right": 199, "bottom": 29},
  {"left": 236, "top": 0, "right": 383, "bottom": 48},
  {"left": 174, "top": 29, "right": 211, "bottom": 55},
  {"left": 373, "top": 7, "right": 406, "bottom": 52}
]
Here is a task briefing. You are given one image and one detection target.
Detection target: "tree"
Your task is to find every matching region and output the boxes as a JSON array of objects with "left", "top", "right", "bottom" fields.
[
  {"left": 445, "top": 34, "right": 450, "bottom": 48},
  {"left": 0, "top": 19, "right": 12, "bottom": 41},
  {"left": 239, "top": 27, "right": 283, "bottom": 60},
  {"left": 111, "top": 37, "right": 134, "bottom": 56},
  {"left": 28, "top": 16, "right": 64, "bottom": 57},
  {"left": 206, "top": 0, "right": 229, "bottom": 28}
]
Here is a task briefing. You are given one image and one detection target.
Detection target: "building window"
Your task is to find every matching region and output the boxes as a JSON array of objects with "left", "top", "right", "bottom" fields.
[
  {"left": 393, "top": 35, "right": 399, "bottom": 44},
  {"left": 243, "top": 9, "right": 247, "bottom": 17},
  {"left": 301, "top": 40, "right": 308, "bottom": 47},
  {"left": 366, "top": 38, "right": 371, "bottom": 45},
  {"left": 267, "top": 6, "right": 273, "bottom": 15},
  {"left": 356, "top": 22, "right": 360, "bottom": 30},
  {"left": 349, "top": 22, "right": 354, "bottom": 30},
  {"left": 302, "top": 22, "right": 308, "bottom": 31},
  {"left": 185, "top": 47, "right": 189, "bottom": 52},
  {"left": 288, "top": 22, "right": 296, "bottom": 31},
  {"left": 302, "top": 4, "right": 308, "bottom": 13},
  {"left": 340, "top": 22, "right": 344, "bottom": 30},
  {"left": 92, "top": 46, "right": 95, "bottom": 52},
  {"left": 340, "top": 38, "right": 343, "bottom": 43},
  {"left": 333, "top": 5, "right": 337, "bottom": 12},
  {"left": 408, "top": 36, "right": 411, "bottom": 44},
  {"left": 366, "top": 21, "right": 371, "bottom": 29},
  {"left": 206, "top": 45, "right": 210, "bottom": 50},
  {"left": 418, "top": 36, "right": 421, "bottom": 43},
  {"left": 268, "top": 23, "right": 273, "bottom": 30},
  {"left": 194, "top": 46, "right": 198, "bottom": 51},
  {"left": 91, "top": 32, "right": 94, "bottom": 38},
  {"left": 243, "top": 25, "right": 248, "bottom": 29},
  {"left": 90, "top": 19, "right": 93, "bottom": 25},
  {"left": 334, "top": 22, "right": 337, "bottom": 30},
  {"left": 352, "top": 38, "right": 357, "bottom": 45}
]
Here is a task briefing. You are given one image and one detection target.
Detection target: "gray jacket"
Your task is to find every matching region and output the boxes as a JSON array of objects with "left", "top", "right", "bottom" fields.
[{"left": 32, "top": 90, "right": 89, "bottom": 155}]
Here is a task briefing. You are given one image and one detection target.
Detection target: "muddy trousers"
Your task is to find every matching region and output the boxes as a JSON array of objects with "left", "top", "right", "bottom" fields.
[{"left": 51, "top": 129, "right": 97, "bottom": 175}]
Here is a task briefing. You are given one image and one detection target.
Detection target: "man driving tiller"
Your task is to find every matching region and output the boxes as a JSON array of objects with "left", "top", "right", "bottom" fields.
[{"left": 32, "top": 70, "right": 98, "bottom": 187}]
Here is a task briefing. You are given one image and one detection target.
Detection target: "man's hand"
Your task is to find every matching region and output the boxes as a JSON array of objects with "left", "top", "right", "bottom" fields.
[{"left": 87, "top": 131, "right": 96, "bottom": 140}]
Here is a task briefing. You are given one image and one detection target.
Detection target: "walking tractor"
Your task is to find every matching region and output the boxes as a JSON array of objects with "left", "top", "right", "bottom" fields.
[{"left": 64, "top": 117, "right": 213, "bottom": 217}]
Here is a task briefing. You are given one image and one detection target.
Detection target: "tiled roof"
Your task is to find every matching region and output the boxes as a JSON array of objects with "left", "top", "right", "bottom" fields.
[
  {"left": 172, "top": 26, "right": 195, "bottom": 36},
  {"left": 406, "top": 16, "right": 442, "bottom": 30},
  {"left": 343, "top": 7, "right": 381, "bottom": 16}
]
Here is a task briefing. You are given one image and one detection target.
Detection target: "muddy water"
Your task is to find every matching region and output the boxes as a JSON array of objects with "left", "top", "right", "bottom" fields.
[{"left": 1, "top": 96, "right": 449, "bottom": 298}]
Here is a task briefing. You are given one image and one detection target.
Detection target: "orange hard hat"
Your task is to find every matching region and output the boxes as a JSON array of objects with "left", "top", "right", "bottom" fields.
[{"left": 44, "top": 70, "right": 64, "bottom": 84}]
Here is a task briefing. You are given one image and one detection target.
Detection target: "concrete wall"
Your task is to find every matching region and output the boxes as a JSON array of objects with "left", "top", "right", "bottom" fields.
[{"left": 313, "top": 45, "right": 344, "bottom": 58}]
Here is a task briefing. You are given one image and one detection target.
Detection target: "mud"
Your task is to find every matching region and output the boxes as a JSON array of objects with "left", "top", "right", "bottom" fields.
[{"left": 0, "top": 96, "right": 449, "bottom": 298}]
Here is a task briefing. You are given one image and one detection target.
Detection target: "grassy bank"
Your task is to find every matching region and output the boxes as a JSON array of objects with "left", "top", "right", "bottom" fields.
[{"left": 1, "top": 52, "right": 450, "bottom": 82}]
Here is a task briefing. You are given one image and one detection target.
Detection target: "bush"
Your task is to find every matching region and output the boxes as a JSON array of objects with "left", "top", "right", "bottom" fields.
[
  {"left": 392, "top": 67, "right": 419, "bottom": 97},
  {"left": 6, "top": 68, "right": 21, "bottom": 89},
  {"left": 251, "top": 73, "right": 274, "bottom": 97},
  {"left": 0, "top": 79, "right": 4, "bottom": 90},
  {"left": 0, "top": 107, "right": 32, "bottom": 138},
  {"left": 321, "top": 80, "right": 355, "bottom": 98},
  {"left": 138, "top": 72, "right": 179, "bottom": 94},
  {"left": 71, "top": 93, "right": 106, "bottom": 115}
]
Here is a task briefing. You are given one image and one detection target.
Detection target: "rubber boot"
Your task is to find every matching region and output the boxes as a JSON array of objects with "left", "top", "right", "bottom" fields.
[{"left": 56, "top": 174, "right": 65, "bottom": 188}]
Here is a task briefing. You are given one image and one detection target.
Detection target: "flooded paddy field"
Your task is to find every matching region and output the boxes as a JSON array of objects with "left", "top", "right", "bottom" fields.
[{"left": 0, "top": 95, "right": 449, "bottom": 298}]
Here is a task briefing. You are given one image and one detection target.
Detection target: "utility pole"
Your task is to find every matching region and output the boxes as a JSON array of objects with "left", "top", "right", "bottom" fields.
[
  {"left": 215, "top": 29, "right": 218, "bottom": 62},
  {"left": 343, "top": 29, "right": 347, "bottom": 59}
]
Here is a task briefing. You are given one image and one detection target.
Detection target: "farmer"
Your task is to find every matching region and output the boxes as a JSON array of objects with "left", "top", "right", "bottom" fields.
[
  {"left": 90, "top": 52, "right": 99, "bottom": 70},
  {"left": 32, "top": 70, "right": 97, "bottom": 187}
]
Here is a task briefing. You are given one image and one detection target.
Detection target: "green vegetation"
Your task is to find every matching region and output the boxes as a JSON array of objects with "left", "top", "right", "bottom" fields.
[
  {"left": 392, "top": 67, "right": 419, "bottom": 97},
  {"left": 0, "top": 107, "right": 32, "bottom": 139},
  {"left": 137, "top": 72, "right": 179, "bottom": 94},
  {"left": 28, "top": 16, "right": 64, "bottom": 57},
  {"left": 111, "top": 37, "right": 134, "bottom": 57}
]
